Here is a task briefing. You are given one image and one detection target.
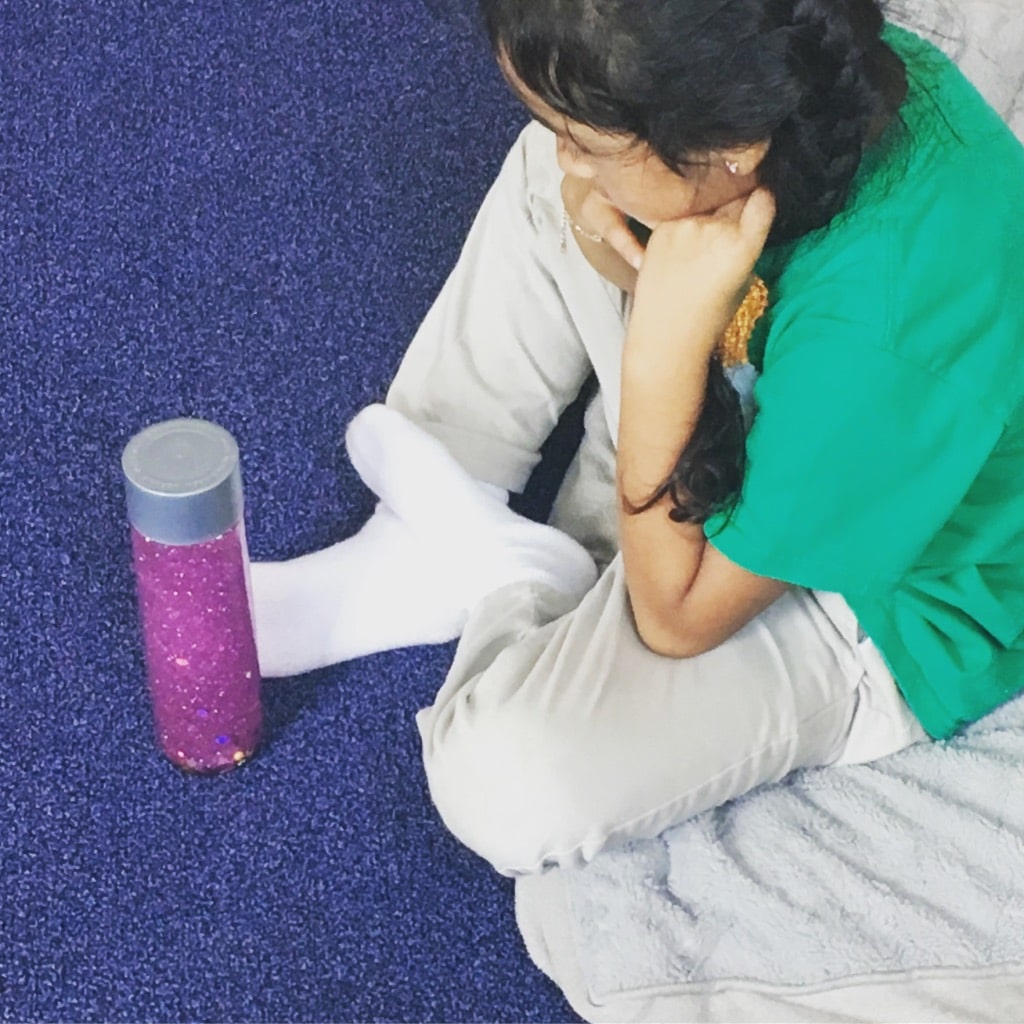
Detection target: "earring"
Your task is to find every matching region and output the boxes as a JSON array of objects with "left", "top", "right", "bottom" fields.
[{"left": 725, "top": 160, "right": 740, "bottom": 175}]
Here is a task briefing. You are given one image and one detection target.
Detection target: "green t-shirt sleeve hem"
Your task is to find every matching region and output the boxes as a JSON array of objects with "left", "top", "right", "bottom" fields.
[
  {"left": 703, "top": 512, "right": 813, "bottom": 588},
  {"left": 703, "top": 345, "right": 1008, "bottom": 595}
]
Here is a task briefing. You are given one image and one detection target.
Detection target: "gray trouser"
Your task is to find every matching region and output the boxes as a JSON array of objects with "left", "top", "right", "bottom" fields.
[
  {"left": 415, "top": 397, "right": 925, "bottom": 875},
  {"left": 390, "top": 123, "right": 926, "bottom": 876}
]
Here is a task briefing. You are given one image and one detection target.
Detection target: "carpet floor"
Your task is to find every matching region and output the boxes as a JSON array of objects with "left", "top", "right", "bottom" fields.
[{"left": 0, "top": 2, "right": 579, "bottom": 1019}]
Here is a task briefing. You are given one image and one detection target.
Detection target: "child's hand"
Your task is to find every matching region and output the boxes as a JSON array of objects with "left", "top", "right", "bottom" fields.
[
  {"left": 560, "top": 175, "right": 646, "bottom": 292},
  {"left": 629, "top": 188, "right": 776, "bottom": 355}
]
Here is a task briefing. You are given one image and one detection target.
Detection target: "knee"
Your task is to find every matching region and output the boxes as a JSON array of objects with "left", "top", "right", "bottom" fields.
[{"left": 418, "top": 699, "right": 596, "bottom": 875}]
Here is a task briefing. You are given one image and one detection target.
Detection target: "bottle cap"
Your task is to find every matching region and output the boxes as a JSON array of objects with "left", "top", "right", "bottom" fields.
[{"left": 122, "top": 418, "right": 244, "bottom": 544}]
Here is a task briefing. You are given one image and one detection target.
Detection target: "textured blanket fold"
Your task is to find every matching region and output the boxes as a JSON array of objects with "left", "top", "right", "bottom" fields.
[
  {"left": 564, "top": 693, "right": 1024, "bottom": 1000},
  {"left": 516, "top": 694, "right": 1024, "bottom": 1022}
]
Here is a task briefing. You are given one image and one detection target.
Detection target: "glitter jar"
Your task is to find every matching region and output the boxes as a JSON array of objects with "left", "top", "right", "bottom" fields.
[{"left": 122, "top": 418, "right": 262, "bottom": 774}]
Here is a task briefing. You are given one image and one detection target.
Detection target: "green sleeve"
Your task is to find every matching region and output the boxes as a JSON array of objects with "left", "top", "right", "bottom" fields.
[{"left": 705, "top": 336, "right": 1006, "bottom": 593}]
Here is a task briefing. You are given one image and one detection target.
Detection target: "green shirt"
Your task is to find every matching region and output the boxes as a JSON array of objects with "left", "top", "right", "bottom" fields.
[{"left": 705, "top": 25, "right": 1024, "bottom": 739}]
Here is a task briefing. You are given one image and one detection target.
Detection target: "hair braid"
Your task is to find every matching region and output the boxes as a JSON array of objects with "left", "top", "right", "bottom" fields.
[
  {"left": 633, "top": 0, "right": 907, "bottom": 524},
  {"left": 760, "top": 0, "right": 905, "bottom": 242}
]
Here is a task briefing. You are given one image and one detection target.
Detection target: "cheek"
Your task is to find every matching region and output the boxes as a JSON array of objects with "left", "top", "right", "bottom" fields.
[{"left": 602, "top": 167, "right": 697, "bottom": 225}]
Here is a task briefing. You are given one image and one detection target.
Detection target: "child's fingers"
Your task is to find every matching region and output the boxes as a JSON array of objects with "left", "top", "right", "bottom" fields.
[
  {"left": 712, "top": 194, "right": 749, "bottom": 222},
  {"left": 739, "top": 188, "right": 776, "bottom": 246},
  {"left": 578, "top": 190, "right": 646, "bottom": 269},
  {"left": 602, "top": 219, "right": 647, "bottom": 270}
]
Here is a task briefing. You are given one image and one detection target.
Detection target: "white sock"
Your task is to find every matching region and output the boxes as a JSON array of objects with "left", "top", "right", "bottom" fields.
[
  {"left": 251, "top": 504, "right": 468, "bottom": 678},
  {"left": 344, "top": 404, "right": 598, "bottom": 604},
  {"left": 250, "top": 405, "right": 599, "bottom": 678}
]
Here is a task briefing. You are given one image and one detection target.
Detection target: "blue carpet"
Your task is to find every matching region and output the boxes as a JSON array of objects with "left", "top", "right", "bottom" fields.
[{"left": 0, "top": 2, "right": 580, "bottom": 1019}]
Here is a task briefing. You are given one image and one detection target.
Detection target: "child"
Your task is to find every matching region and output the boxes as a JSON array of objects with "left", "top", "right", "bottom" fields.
[{"left": 252, "top": 0, "right": 1024, "bottom": 876}]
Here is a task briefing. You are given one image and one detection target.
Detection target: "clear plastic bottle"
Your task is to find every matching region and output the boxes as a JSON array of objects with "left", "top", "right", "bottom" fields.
[{"left": 122, "top": 418, "right": 262, "bottom": 773}]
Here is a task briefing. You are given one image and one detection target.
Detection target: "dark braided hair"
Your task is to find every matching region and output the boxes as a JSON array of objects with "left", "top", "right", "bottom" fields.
[{"left": 480, "top": 0, "right": 907, "bottom": 522}]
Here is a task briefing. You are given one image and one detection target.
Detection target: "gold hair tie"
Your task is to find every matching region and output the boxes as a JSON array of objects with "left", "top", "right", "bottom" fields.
[{"left": 717, "top": 275, "right": 768, "bottom": 368}]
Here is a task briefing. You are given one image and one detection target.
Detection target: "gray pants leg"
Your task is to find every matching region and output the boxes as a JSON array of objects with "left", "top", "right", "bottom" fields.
[{"left": 416, "top": 393, "right": 925, "bottom": 876}]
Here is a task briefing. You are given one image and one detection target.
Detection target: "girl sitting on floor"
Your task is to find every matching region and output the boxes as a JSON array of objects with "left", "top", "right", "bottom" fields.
[{"left": 253, "top": 0, "right": 1024, "bottom": 876}]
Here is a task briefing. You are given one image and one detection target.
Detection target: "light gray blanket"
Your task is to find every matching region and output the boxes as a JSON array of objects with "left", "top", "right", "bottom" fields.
[
  {"left": 516, "top": 4, "right": 1024, "bottom": 1020},
  {"left": 570, "top": 695, "right": 1024, "bottom": 991},
  {"left": 888, "top": 0, "right": 1024, "bottom": 140},
  {"left": 518, "top": 693, "right": 1024, "bottom": 1022}
]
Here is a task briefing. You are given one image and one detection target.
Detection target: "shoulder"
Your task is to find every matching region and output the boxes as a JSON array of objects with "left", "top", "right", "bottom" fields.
[
  {"left": 507, "top": 120, "right": 564, "bottom": 224},
  {"left": 759, "top": 78, "right": 1024, "bottom": 415}
]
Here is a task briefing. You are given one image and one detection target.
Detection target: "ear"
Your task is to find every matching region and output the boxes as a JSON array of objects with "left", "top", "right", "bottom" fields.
[{"left": 719, "top": 139, "right": 772, "bottom": 178}]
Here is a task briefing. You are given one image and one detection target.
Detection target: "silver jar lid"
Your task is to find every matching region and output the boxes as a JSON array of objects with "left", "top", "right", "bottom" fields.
[{"left": 122, "top": 418, "right": 243, "bottom": 544}]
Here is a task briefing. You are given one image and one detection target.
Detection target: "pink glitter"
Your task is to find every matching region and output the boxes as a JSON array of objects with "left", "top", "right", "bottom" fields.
[{"left": 131, "top": 524, "right": 262, "bottom": 773}]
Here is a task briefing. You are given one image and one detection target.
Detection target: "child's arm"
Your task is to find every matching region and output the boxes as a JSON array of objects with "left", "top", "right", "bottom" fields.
[{"left": 618, "top": 189, "right": 787, "bottom": 656}]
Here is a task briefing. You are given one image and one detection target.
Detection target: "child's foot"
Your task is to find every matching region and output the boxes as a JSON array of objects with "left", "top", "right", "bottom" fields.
[
  {"left": 345, "top": 404, "right": 598, "bottom": 608},
  {"left": 249, "top": 406, "right": 598, "bottom": 678},
  {"left": 250, "top": 505, "right": 467, "bottom": 677}
]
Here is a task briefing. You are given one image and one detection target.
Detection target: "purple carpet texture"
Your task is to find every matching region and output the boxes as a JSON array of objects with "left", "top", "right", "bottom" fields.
[{"left": 0, "top": 2, "right": 579, "bottom": 1019}]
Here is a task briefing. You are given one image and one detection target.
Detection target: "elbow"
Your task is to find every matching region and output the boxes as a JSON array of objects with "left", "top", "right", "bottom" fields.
[{"left": 632, "top": 609, "right": 714, "bottom": 660}]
